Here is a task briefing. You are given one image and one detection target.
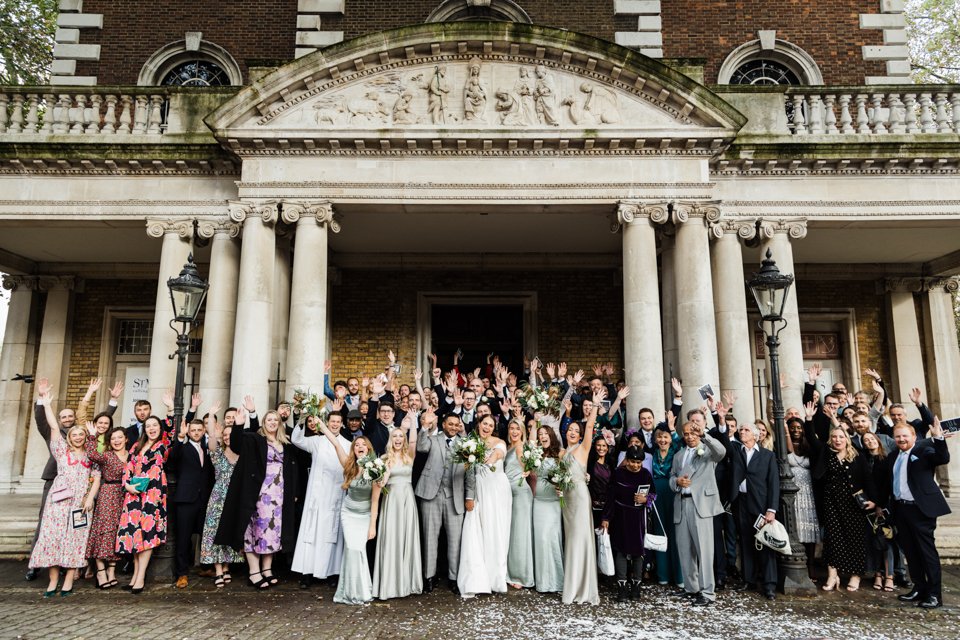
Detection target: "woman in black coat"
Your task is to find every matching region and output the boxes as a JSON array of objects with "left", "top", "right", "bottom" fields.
[
  {"left": 214, "top": 406, "right": 300, "bottom": 589},
  {"left": 810, "top": 424, "right": 877, "bottom": 592}
]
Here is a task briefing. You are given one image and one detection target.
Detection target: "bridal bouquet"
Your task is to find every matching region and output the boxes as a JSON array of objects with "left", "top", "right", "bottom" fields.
[
  {"left": 518, "top": 442, "right": 544, "bottom": 486},
  {"left": 453, "top": 432, "right": 494, "bottom": 472},
  {"left": 357, "top": 452, "right": 388, "bottom": 493},
  {"left": 546, "top": 456, "right": 574, "bottom": 508},
  {"left": 516, "top": 382, "right": 562, "bottom": 416},
  {"left": 292, "top": 387, "right": 327, "bottom": 419}
]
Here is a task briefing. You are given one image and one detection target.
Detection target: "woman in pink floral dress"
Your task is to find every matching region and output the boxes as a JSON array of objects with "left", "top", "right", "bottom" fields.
[
  {"left": 29, "top": 387, "right": 97, "bottom": 597},
  {"left": 84, "top": 424, "right": 129, "bottom": 589},
  {"left": 116, "top": 413, "right": 174, "bottom": 593}
]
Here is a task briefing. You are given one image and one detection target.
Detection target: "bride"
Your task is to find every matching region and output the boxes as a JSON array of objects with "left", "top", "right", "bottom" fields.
[{"left": 457, "top": 415, "right": 513, "bottom": 598}]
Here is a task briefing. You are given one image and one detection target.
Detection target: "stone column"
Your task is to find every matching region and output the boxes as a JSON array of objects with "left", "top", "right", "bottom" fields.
[
  {"left": 659, "top": 232, "right": 679, "bottom": 398},
  {"left": 0, "top": 276, "right": 38, "bottom": 490},
  {"left": 922, "top": 277, "right": 960, "bottom": 419},
  {"left": 284, "top": 202, "right": 340, "bottom": 398},
  {"left": 758, "top": 218, "right": 808, "bottom": 414},
  {"left": 618, "top": 202, "right": 666, "bottom": 428},
  {"left": 23, "top": 276, "right": 76, "bottom": 483},
  {"left": 672, "top": 202, "right": 721, "bottom": 402},
  {"left": 710, "top": 219, "right": 757, "bottom": 425},
  {"left": 196, "top": 219, "right": 241, "bottom": 408},
  {"left": 145, "top": 219, "right": 194, "bottom": 412},
  {"left": 883, "top": 278, "right": 927, "bottom": 418},
  {"left": 228, "top": 201, "right": 278, "bottom": 409},
  {"left": 271, "top": 232, "right": 293, "bottom": 407}
]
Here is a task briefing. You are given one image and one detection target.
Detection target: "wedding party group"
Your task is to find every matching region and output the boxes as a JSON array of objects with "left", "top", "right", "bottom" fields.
[{"left": 24, "top": 352, "right": 952, "bottom": 610}]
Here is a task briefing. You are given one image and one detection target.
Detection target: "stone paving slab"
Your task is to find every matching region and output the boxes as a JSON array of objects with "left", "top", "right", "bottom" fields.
[{"left": 1, "top": 560, "right": 958, "bottom": 640}]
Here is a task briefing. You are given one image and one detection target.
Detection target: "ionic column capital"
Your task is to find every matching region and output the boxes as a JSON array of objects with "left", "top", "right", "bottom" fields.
[
  {"left": 228, "top": 200, "right": 280, "bottom": 225},
  {"left": 882, "top": 277, "right": 924, "bottom": 294},
  {"left": 756, "top": 217, "right": 808, "bottom": 240},
  {"left": 2, "top": 274, "right": 38, "bottom": 291},
  {"left": 196, "top": 217, "right": 242, "bottom": 239},
  {"left": 616, "top": 201, "right": 669, "bottom": 226},
  {"left": 37, "top": 276, "right": 76, "bottom": 291},
  {"left": 146, "top": 218, "right": 194, "bottom": 239},
  {"left": 671, "top": 200, "right": 722, "bottom": 226},
  {"left": 709, "top": 217, "right": 758, "bottom": 241},
  {"left": 924, "top": 276, "right": 960, "bottom": 294},
  {"left": 280, "top": 200, "right": 341, "bottom": 233}
]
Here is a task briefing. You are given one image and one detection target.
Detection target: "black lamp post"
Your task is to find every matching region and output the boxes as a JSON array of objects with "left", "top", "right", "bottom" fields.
[
  {"left": 747, "top": 248, "right": 816, "bottom": 595},
  {"left": 167, "top": 253, "right": 208, "bottom": 430}
]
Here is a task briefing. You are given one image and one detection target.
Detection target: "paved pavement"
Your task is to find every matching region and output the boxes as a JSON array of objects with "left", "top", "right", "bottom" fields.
[{"left": 1, "top": 559, "right": 958, "bottom": 640}]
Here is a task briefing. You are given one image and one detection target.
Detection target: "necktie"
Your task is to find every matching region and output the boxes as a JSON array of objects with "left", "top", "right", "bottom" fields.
[{"left": 893, "top": 452, "right": 904, "bottom": 499}]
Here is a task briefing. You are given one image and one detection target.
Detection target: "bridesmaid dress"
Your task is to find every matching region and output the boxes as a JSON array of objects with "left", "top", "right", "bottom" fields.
[
  {"left": 561, "top": 454, "right": 599, "bottom": 604},
  {"left": 372, "top": 462, "right": 422, "bottom": 599},
  {"left": 334, "top": 475, "right": 374, "bottom": 605},
  {"left": 504, "top": 447, "right": 535, "bottom": 587},
  {"left": 532, "top": 456, "right": 564, "bottom": 593}
]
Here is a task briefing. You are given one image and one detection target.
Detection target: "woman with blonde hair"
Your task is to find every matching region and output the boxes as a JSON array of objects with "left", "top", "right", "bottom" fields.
[
  {"left": 504, "top": 418, "right": 534, "bottom": 589},
  {"left": 755, "top": 419, "right": 775, "bottom": 451},
  {"left": 373, "top": 414, "right": 422, "bottom": 599},
  {"left": 215, "top": 400, "right": 300, "bottom": 589},
  {"left": 812, "top": 425, "right": 878, "bottom": 592}
]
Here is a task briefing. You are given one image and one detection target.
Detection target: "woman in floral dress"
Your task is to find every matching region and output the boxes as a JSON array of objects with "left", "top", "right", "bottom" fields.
[
  {"left": 29, "top": 384, "right": 97, "bottom": 597},
  {"left": 199, "top": 402, "right": 244, "bottom": 587},
  {"left": 116, "top": 412, "right": 174, "bottom": 593},
  {"left": 83, "top": 424, "right": 129, "bottom": 589}
]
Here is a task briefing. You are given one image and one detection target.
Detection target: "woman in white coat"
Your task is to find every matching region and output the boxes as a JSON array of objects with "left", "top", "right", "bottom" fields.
[{"left": 291, "top": 409, "right": 352, "bottom": 588}]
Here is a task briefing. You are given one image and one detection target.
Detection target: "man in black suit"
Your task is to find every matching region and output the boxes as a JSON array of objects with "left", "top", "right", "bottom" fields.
[
  {"left": 728, "top": 422, "right": 780, "bottom": 600},
  {"left": 168, "top": 418, "right": 214, "bottom": 588},
  {"left": 889, "top": 416, "right": 951, "bottom": 609},
  {"left": 124, "top": 399, "right": 153, "bottom": 446},
  {"left": 364, "top": 395, "right": 395, "bottom": 456}
]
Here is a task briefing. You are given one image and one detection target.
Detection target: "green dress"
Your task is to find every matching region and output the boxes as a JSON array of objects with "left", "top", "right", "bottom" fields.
[
  {"left": 334, "top": 475, "right": 374, "bottom": 605},
  {"left": 505, "top": 448, "right": 535, "bottom": 587},
  {"left": 532, "top": 456, "right": 563, "bottom": 593}
]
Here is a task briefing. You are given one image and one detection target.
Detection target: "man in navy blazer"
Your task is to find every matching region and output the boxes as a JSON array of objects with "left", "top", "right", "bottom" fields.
[
  {"left": 888, "top": 416, "right": 951, "bottom": 609},
  {"left": 168, "top": 418, "right": 214, "bottom": 587}
]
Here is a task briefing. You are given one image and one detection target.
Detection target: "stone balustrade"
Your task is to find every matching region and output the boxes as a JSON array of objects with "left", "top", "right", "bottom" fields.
[
  {"left": 0, "top": 89, "right": 171, "bottom": 136},
  {"left": 784, "top": 87, "right": 960, "bottom": 136}
]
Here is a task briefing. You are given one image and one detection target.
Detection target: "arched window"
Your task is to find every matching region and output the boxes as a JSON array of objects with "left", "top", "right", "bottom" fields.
[
  {"left": 138, "top": 39, "right": 242, "bottom": 87},
  {"left": 718, "top": 39, "right": 822, "bottom": 85},
  {"left": 427, "top": 0, "right": 532, "bottom": 23}
]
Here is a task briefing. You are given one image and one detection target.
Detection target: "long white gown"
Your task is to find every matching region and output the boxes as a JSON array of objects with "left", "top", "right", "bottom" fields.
[
  {"left": 457, "top": 442, "right": 513, "bottom": 598},
  {"left": 291, "top": 426, "right": 351, "bottom": 578}
]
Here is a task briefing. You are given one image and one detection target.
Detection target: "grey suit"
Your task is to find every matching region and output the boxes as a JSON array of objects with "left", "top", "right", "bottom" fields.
[
  {"left": 415, "top": 429, "right": 475, "bottom": 581},
  {"left": 669, "top": 433, "right": 727, "bottom": 601}
]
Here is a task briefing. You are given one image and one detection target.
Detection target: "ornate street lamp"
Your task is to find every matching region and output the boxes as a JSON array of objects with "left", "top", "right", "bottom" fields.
[
  {"left": 167, "top": 254, "right": 208, "bottom": 431},
  {"left": 747, "top": 249, "right": 815, "bottom": 594}
]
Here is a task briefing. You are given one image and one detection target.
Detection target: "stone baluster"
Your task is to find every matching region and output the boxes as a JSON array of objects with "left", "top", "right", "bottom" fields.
[
  {"left": 38, "top": 94, "right": 55, "bottom": 134},
  {"left": 146, "top": 95, "right": 164, "bottom": 134},
  {"left": 919, "top": 93, "right": 936, "bottom": 132},
  {"left": 791, "top": 94, "right": 806, "bottom": 134},
  {"left": 903, "top": 93, "right": 918, "bottom": 133},
  {"left": 823, "top": 94, "right": 838, "bottom": 134},
  {"left": 887, "top": 93, "right": 905, "bottom": 134},
  {"left": 870, "top": 94, "right": 887, "bottom": 134},
  {"left": 855, "top": 94, "right": 870, "bottom": 134},
  {"left": 132, "top": 95, "right": 148, "bottom": 135},
  {"left": 934, "top": 93, "right": 950, "bottom": 132},
  {"left": 0, "top": 94, "right": 8, "bottom": 133},
  {"left": 25, "top": 94, "right": 39, "bottom": 133},
  {"left": 70, "top": 94, "right": 86, "bottom": 134},
  {"left": 102, "top": 95, "right": 117, "bottom": 134},
  {"left": 808, "top": 94, "right": 824, "bottom": 134},
  {"left": 53, "top": 94, "right": 71, "bottom": 134},
  {"left": 951, "top": 93, "right": 960, "bottom": 133},
  {"left": 118, "top": 95, "right": 133, "bottom": 134},
  {"left": 7, "top": 94, "right": 24, "bottom": 134},
  {"left": 838, "top": 94, "right": 853, "bottom": 134},
  {"left": 85, "top": 93, "right": 102, "bottom": 135}
]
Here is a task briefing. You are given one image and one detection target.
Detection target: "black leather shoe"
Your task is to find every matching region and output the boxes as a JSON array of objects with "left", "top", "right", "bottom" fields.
[
  {"left": 918, "top": 596, "right": 942, "bottom": 609},
  {"left": 424, "top": 576, "right": 436, "bottom": 593},
  {"left": 734, "top": 582, "right": 755, "bottom": 592},
  {"left": 24, "top": 568, "right": 39, "bottom": 581},
  {"left": 894, "top": 575, "right": 913, "bottom": 589},
  {"left": 298, "top": 575, "right": 311, "bottom": 590},
  {"left": 763, "top": 589, "right": 776, "bottom": 601},
  {"left": 449, "top": 583, "right": 460, "bottom": 596},
  {"left": 898, "top": 590, "right": 922, "bottom": 602},
  {"left": 672, "top": 589, "right": 696, "bottom": 598},
  {"left": 716, "top": 580, "right": 726, "bottom": 591},
  {"left": 692, "top": 594, "right": 712, "bottom": 607},
  {"left": 630, "top": 580, "right": 642, "bottom": 599},
  {"left": 616, "top": 581, "right": 628, "bottom": 603}
]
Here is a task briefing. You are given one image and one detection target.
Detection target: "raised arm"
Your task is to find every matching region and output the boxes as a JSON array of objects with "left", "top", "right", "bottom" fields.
[
  {"left": 206, "top": 400, "right": 223, "bottom": 452},
  {"left": 77, "top": 377, "right": 102, "bottom": 425}
]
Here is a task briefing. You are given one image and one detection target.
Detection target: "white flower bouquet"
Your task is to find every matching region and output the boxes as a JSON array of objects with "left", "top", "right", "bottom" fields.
[
  {"left": 519, "top": 442, "right": 544, "bottom": 486},
  {"left": 547, "top": 456, "right": 574, "bottom": 508},
  {"left": 516, "top": 382, "right": 562, "bottom": 416},
  {"left": 357, "top": 452, "right": 387, "bottom": 488},
  {"left": 292, "top": 387, "right": 328, "bottom": 419},
  {"left": 453, "top": 432, "right": 494, "bottom": 472}
]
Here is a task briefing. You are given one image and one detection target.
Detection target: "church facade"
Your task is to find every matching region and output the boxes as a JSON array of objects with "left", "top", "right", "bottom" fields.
[{"left": 1, "top": 0, "right": 959, "bottom": 493}]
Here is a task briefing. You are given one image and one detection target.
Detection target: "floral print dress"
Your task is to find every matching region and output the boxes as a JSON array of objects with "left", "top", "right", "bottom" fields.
[
  {"left": 200, "top": 448, "right": 245, "bottom": 564},
  {"left": 84, "top": 434, "right": 125, "bottom": 561},
  {"left": 116, "top": 426, "right": 171, "bottom": 554},
  {"left": 243, "top": 442, "right": 284, "bottom": 554}
]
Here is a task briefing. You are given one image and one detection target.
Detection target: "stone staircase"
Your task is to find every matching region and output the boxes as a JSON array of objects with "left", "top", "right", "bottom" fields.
[{"left": 0, "top": 494, "right": 38, "bottom": 559}]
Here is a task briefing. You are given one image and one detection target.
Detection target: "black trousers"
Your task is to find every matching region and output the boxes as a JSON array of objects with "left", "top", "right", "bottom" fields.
[
  {"left": 734, "top": 500, "right": 777, "bottom": 590},
  {"left": 893, "top": 502, "right": 942, "bottom": 600},
  {"left": 174, "top": 500, "right": 206, "bottom": 578}
]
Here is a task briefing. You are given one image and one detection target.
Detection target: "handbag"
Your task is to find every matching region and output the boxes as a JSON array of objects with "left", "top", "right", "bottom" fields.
[
  {"left": 754, "top": 518, "right": 792, "bottom": 555},
  {"left": 644, "top": 501, "right": 669, "bottom": 552},
  {"left": 128, "top": 476, "right": 150, "bottom": 493},
  {"left": 596, "top": 528, "right": 615, "bottom": 576},
  {"left": 50, "top": 486, "right": 73, "bottom": 503}
]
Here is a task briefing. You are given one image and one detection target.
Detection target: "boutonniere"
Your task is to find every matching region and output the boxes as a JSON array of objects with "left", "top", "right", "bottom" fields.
[
  {"left": 696, "top": 445, "right": 705, "bottom": 457},
  {"left": 910, "top": 454, "right": 919, "bottom": 463}
]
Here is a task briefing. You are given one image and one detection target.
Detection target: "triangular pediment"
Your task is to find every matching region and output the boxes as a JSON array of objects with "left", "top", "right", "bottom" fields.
[{"left": 206, "top": 23, "right": 745, "bottom": 155}]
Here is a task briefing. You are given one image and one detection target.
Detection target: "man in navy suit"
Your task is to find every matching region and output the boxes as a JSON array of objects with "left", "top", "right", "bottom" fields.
[
  {"left": 889, "top": 416, "right": 951, "bottom": 609},
  {"left": 168, "top": 418, "right": 214, "bottom": 588}
]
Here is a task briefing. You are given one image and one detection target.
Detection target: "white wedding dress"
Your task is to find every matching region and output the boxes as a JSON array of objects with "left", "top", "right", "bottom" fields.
[{"left": 457, "top": 442, "right": 513, "bottom": 598}]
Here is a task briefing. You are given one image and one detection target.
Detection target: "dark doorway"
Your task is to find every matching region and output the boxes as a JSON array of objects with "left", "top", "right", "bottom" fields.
[{"left": 431, "top": 304, "right": 524, "bottom": 376}]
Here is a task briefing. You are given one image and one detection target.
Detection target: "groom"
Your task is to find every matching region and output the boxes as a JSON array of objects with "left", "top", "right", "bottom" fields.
[{"left": 416, "top": 411, "right": 475, "bottom": 595}]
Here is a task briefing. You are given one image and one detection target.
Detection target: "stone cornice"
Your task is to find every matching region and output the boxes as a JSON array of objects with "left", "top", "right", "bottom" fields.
[{"left": 145, "top": 218, "right": 194, "bottom": 239}]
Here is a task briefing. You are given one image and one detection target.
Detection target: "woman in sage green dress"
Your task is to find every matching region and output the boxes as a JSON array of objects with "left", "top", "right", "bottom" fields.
[
  {"left": 531, "top": 424, "right": 564, "bottom": 593},
  {"left": 561, "top": 396, "right": 600, "bottom": 605},
  {"left": 316, "top": 419, "right": 382, "bottom": 605},
  {"left": 505, "top": 419, "right": 535, "bottom": 589},
  {"left": 373, "top": 415, "right": 422, "bottom": 600}
]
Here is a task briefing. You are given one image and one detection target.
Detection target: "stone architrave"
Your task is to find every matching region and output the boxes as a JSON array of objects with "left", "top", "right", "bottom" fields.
[
  {"left": 618, "top": 202, "right": 668, "bottom": 427},
  {"left": 196, "top": 218, "right": 241, "bottom": 407},
  {"left": 145, "top": 219, "right": 194, "bottom": 414},
  {"left": 710, "top": 217, "right": 758, "bottom": 426},
  {"left": 228, "top": 201, "right": 279, "bottom": 409},
  {"left": 283, "top": 201, "right": 340, "bottom": 398},
  {"left": 0, "top": 276, "right": 38, "bottom": 490},
  {"left": 757, "top": 218, "right": 808, "bottom": 414}
]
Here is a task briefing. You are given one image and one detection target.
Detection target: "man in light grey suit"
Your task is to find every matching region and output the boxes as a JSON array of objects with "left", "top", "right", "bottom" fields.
[
  {"left": 415, "top": 411, "right": 475, "bottom": 595},
  {"left": 670, "top": 420, "right": 728, "bottom": 606}
]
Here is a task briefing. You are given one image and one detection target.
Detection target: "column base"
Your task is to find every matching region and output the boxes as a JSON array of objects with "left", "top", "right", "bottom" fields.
[
  {"left": 780, "top": 561, "right": 818, "bottom": 596},
  {"left": 13, "top": 478, "right": 45, "bottom": 494}
]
